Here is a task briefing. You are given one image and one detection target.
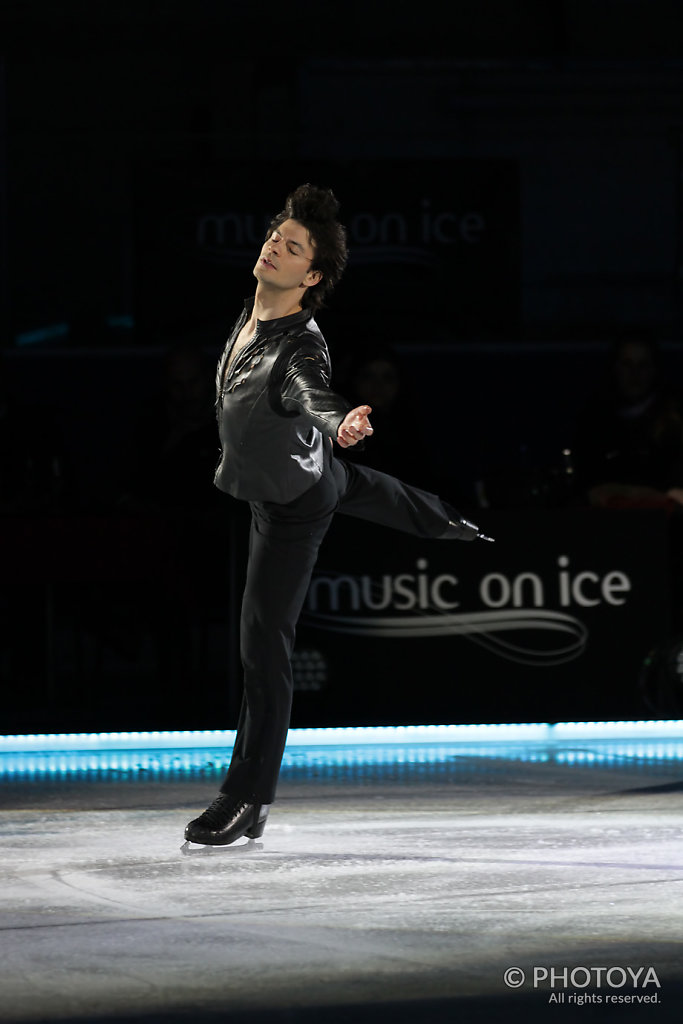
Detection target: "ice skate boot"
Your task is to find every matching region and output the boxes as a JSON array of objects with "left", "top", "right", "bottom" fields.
[{"left": 184, "top": 795, "right": 270, "bottom": 846}]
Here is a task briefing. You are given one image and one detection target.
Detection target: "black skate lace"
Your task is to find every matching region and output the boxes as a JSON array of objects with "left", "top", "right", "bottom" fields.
[{"left": 197, "top": 796, "right": 247, "bottom": 830}]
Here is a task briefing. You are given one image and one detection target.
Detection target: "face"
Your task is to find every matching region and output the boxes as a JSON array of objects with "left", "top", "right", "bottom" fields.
[
  {"left": 165, "top": 351, "right": 207, "bottom": 410},
  {"left": 254, "top": 218, "right": 322, "bottom": 294},
  {"left": 353, "top": 359, "right": 400, "bottom": 410},
  {"left": 614, "top": 341, "right": 657, "bottom": 402}
]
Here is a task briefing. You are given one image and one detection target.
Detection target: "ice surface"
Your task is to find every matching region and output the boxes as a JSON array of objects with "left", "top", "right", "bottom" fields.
[{"left": 1, "top": 742, "right": 682, "bottom": 1022}]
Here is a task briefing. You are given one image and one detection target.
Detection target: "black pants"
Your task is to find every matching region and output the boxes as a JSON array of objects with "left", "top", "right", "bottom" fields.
[{"left": 220, "top": 447, "right": 458, "bottom": 804}]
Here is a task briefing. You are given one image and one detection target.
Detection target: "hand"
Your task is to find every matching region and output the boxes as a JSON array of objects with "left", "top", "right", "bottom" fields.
[{"left": 337, "top": 405, "right": 373, "bottom": 448}]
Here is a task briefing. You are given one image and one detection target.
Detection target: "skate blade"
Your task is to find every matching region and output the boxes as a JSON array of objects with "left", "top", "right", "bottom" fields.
[{"left": 180, "top": 838, "right": 264, "bottom": 856}]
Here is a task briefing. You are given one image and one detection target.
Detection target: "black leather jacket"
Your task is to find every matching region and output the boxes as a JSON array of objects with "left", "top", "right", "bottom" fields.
[{"left": 214, "top": 299, "right": 351, "bottom": 504}]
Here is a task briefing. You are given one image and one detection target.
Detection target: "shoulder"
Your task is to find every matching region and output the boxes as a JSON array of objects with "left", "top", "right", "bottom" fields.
[
  {"left": 287, "top": 312, "right": 324, "bottom": 343},
  {"left": 283, "top": 318, "right": 330, "bottom": 365}
]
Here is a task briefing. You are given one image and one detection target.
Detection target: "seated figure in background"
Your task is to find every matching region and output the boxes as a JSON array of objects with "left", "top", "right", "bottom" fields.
[
  {"left": 573, "top": 334, "right": 683, "bottom": 510},
  {"left": 338, "top": 344, "right": 430, "bottom": 487}
]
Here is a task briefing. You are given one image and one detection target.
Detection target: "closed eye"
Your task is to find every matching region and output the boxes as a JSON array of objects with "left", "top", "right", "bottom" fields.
[{"left": 272, "top": 230, "right": 305, "bottom": 258}]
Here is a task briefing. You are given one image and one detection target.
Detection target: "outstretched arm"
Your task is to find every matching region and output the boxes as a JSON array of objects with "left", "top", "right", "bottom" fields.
[
  {"left": 337, "top": 405, "right": 374, "bottom": 448},
  {"left": 277, "top": 343, "right": 373, "bottom": 446}
]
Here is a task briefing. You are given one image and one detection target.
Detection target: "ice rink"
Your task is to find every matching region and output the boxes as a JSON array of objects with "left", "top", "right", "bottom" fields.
[{"left": 1, "top": 724, "right": 682, "bottom": 1023}]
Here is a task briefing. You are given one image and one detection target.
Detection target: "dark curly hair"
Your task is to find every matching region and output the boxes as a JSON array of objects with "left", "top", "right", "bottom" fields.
[{"left": 267, "top": 183, "right": 348, "bottom": 311}]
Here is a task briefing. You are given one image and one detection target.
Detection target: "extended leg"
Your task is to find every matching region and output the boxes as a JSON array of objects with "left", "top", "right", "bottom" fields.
[{"left": 335, "top": 457, "right": 481, "bottom": 540}]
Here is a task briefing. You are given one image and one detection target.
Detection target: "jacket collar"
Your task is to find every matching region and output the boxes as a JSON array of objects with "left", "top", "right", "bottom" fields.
[{"left": 243, "top": 296, "right": 313, "bottom": 336}]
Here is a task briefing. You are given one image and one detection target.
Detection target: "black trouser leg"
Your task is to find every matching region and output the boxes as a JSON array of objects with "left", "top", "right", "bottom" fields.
[
  {"left": 337, "top": 458, "right": 457, "bottom": 537},
  {"left": 219, "top": 466, "right": 339, "bottom": 804}
]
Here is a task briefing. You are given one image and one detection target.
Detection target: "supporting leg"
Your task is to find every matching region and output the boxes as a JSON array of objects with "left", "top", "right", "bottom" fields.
[{"left": 221, "top": 509, "right": 332, "bottom": 804}]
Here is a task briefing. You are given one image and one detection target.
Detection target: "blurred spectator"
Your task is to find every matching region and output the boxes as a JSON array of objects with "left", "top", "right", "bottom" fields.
[
  {"left": 0, "top": 352, "right": 73, "bottom": 514},
  {"left": 0, "top": 352, "right": 75, "bottom": 706},
  {"left": 339, "top": 344, "right": 433, "bottom": 488},
  {"left": 107, "top": 343, "right": 228, "bottom": 712},
  {"left": 573, "top": 334, "right": 683, "bottom": 509},
  {"left": 118, "top": 343, "right": 219, "bottom": 513}
]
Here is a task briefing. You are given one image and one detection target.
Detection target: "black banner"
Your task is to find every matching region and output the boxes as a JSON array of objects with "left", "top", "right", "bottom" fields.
[
  {"left": 134, "top": 159, "right": 520, "bottom": 342},
  {"left": 289, "top": 509, "right": 670, "bottom": 725}
]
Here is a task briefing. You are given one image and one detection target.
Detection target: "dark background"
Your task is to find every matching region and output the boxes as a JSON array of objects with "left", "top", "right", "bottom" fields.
[{"left": 2, "top": 0, "right": 683, "bottom": 733}]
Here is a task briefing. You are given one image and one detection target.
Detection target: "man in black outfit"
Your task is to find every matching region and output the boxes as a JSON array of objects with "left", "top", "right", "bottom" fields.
[{"left": 184, "top": 184, "right": 491, "bottom": 847}]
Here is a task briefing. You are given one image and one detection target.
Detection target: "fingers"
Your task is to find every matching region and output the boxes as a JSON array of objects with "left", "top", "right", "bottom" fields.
[
  {"left": 336, "top": 405, "right": 374, "bottom": 448},
  {"left": 345, "top": 422, "right": 372, "bottom": 440},
  {"left": 337, "top": 427, "right": 363, "bottom": 446},
  {"left": 350, "top": 407, "right": 374, "bottom": 436},
  {"left": 338, "top": 421, "right": 372, "bottom": 445}
]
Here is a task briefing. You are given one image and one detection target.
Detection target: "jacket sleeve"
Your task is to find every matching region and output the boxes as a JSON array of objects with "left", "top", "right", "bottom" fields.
[{"left": 276, "top": 346, "right": 352, "bottom": 439}]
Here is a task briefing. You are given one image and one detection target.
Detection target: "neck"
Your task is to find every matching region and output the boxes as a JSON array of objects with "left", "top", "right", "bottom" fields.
[{"left": 252, "top": 283, "right": 306, "bottom": 323}]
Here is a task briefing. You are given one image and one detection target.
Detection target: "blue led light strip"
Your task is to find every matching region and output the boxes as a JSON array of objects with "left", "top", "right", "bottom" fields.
[
  {"left": 1, "top": 720, "right": 682, "bottom": 755},
  {"left": 1, "top": 722, "right": 683, "bottom": 777}
]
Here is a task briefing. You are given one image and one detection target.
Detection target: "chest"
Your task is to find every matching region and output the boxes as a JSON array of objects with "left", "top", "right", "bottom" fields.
[
  {"left": 217, "top": 324, "right": 277, "bottom": 403},
  {"left": 227, "top": 323, "right": 255, "bottom": 372}
]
